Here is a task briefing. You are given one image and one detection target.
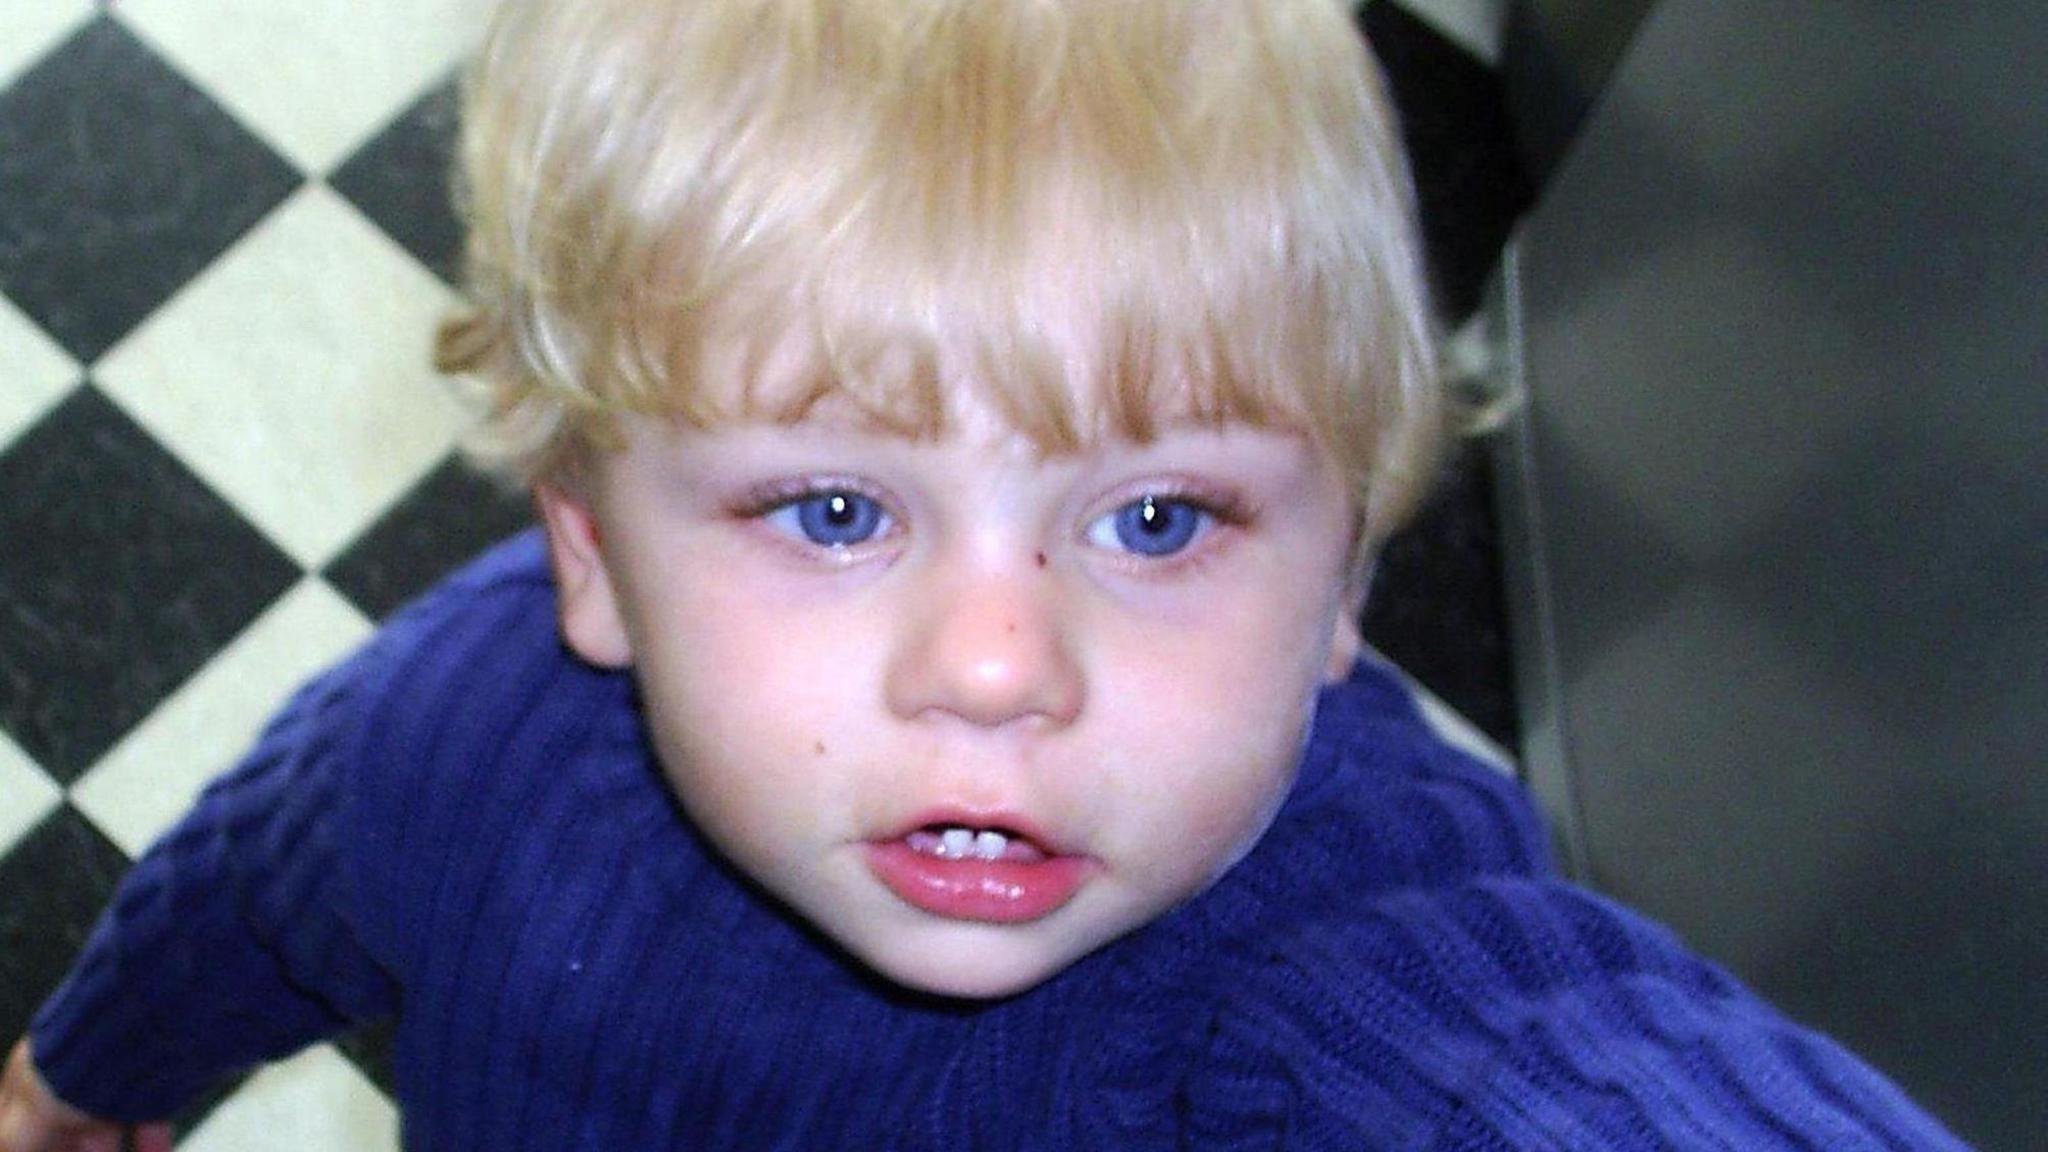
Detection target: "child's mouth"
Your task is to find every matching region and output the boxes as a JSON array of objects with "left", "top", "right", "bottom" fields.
[
  {"left": 904, "top": 824, "right": 1049, "bottom": 864},
  {"left": 867, "top": 817, "right": 1089, "bottom": 923}
]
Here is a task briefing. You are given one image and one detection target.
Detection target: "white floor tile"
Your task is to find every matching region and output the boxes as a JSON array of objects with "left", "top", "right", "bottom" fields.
[
  {"left": 0, "top": 294, "right": 81, "bottom": 448},
  {"left": 1385, "top": 0, "right": 1505, "bottom": 65},
  {"left": 113, "top": 0, "right": 488, "bottom": 174},
  {"left": 70, "top": 578, "right": 372, "bottom": 857},
  {"left": 0, "top": 730, "right": 61, "bottom": 857},
  {"left": 0, "top": 0, "right": 93, "bottom": 90},
  {"left": 180, "top": 1045, "right": 400, "bottom": 1152},
  {"left": 95, "top": 185, "right": 469, "bottom": 568}
]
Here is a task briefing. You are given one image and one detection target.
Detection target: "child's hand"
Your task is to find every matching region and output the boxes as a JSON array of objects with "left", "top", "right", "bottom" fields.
[{"left": 0, "top": 1039, "right": 170, "bottom": 1152}]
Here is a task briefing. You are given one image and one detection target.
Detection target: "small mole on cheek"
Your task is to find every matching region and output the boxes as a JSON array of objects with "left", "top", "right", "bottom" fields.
[
  {"left": 1035, "top": 551, "right": 1048, "bottom": 569},
  {"left": 813, "top": 741, "right": 827, "bottom": 757}
]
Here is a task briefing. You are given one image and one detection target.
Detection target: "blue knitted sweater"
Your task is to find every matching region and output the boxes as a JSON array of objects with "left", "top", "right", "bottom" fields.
[{"left": 33, "top": 533, "right": 1965, "bottom": 1149}]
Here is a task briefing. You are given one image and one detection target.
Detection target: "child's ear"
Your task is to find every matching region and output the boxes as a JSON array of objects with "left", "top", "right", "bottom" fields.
[{"left": 534, "top": 484, "right": 634, "bottom": 669}]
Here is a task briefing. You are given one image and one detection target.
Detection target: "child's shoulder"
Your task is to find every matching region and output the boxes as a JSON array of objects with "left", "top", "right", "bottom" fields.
[
  {"left": 289, "top": 529, "right": 639, "bottom": 960},
  {"left": 1252, "top": 662, "right": 1556, "bottom": 901},
  {"left": 1201, "top": 664, "right": 1717, "bottom": 1025},
  {"left": 254, "top": 527, "right": 626, "bottom": 864},
  {"left": 235, "top": 529, "right": 566, "bottom": 773},
  {"left": 341, "top": 528, "right": 565, "bottom": 700},
  {"left": 337, "top": 525, "right": 626, "bottom": 757},
  {"left": 1172, "top": 671, "right": 1966, "bottom": 1150},
  {"left": 1181, "top": 864, "right": 1968, "bottom": 1149}
]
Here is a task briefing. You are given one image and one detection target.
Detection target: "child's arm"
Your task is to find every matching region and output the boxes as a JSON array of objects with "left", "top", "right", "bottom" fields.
[
  {"left": 20, "top": 634, "right": 411, "bottom": 1126},
  {"left": 0, "top": 1039, "right": 171, "bottom": 1152},
  {"left": 21, "top": 534, "right": 556, "bottom": 1125}
]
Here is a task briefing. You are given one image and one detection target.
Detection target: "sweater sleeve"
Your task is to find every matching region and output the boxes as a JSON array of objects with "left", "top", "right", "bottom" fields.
[
  {"left": 25, "top": 533, "right": 562, "bottom": 1122},
  {"left": 26, "top": 639, "right": 402, "bottom": 1122}
]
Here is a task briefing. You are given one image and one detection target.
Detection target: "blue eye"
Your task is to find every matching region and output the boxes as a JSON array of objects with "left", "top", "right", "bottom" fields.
[
  {"left": 1090, "top": 496, "right": 1210, "bottom": 557},
  {"left": 765, "top": 491, "right": 890, "bottom": 548}
]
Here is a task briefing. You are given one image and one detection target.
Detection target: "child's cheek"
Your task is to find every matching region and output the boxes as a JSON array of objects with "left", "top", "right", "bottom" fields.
[{"left": 629, "top": 573, "right": 864, "bottom": 795}]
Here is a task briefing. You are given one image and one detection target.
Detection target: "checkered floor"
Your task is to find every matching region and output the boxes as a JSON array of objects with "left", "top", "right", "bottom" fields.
[{"left": 0, "top": 1, "right": 1521, "bottom": 1145}]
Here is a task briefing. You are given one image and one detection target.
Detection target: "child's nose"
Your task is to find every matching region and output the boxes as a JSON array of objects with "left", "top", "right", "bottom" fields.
[{"left": 883, "top": 561, "right": 1084, "bottom": 730}]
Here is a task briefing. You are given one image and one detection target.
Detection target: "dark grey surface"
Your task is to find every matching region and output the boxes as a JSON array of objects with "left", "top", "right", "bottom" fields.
[{"left": 1499, "top": 3, "right": 2048, "bottom": 1148}]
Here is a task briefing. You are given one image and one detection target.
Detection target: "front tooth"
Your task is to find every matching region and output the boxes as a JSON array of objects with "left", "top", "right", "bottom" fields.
[
  {"left": 973, "top": 830, "right": 1008, "bottom": 861},
  {"left": 940, "top": 827, "right": 975, "bottom": 859}
]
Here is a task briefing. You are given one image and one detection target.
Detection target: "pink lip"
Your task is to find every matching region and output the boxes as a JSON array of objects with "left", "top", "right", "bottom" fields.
[{"left": 866, "top": 809, "right": 1092, "bottom": 924}]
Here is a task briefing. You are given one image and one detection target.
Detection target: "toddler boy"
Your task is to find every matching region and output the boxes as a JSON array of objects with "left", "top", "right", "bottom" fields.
[{"left": 1, "top": 0, "right": 1968, "bottom": 1148}]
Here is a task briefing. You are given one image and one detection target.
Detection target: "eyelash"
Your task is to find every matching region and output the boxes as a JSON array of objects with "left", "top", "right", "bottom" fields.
[
  {"left": 729, "top": 478, "right": 1253, "bottom": 564},
  {"left": 1085, "top": 484, "right": 1250, "bottom": 567},
  {"left": 733, "top": 479, "right": 900, "bottom": 554}
]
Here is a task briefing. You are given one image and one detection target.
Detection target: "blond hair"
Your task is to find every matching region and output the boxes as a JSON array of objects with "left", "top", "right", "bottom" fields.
[{"left": 437, "top": 0, "right": 1443, "bottom": 542}]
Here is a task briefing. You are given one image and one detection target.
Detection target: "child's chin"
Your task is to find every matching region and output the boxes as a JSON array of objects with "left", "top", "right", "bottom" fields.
[{"left": 859, "top": 935, "right": 1078, "bottom": 1002}]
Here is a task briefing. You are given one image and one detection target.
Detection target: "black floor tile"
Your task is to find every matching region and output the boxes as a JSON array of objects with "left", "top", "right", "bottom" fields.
[
  {"left": 323, "top": 455, "right": 534, "bottom": 621},
  {"left": 329, "top": 74, "right": 464, "bottom": 286},
  {"left": 0, "top": 805, "right": 131, "bottom": 1048},
  {"left": 1362, "top": 447, "right": 1519, "bottom": 747},
  {"left": 1363, "top": 2, "right": 1532, "bottom": 323},
  {"left": 0, "top": 387, "right": 301, "bottom": 781},
  {"left": 333, "top": 1018, "right": 398, "bottom": 1098},
  {"left": 0, "top": 18, "right": 302, "bottom": 363},
  {"left": 169, "top": 1074, "right": 251, "bottom": 1147}
]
